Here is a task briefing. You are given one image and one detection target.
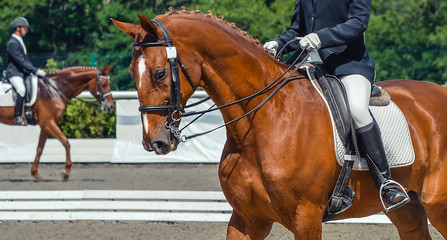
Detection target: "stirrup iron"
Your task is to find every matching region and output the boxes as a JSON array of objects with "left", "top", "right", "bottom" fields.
[{"left": 379, "top": 180, "right": 410, "bottom": 212}]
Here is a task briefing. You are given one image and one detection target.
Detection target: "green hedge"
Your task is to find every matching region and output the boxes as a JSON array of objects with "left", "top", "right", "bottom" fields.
[{"left": 58, "top": 100, "right": 116, "bottom": 138}]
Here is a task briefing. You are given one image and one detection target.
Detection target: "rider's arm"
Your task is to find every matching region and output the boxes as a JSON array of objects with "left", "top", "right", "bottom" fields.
[
  {"left": 6, "top": 40, "right": 38, "bottom": 74},
  {"left": 271, "top": 1, "right": 302, "bottom": 55},
  {"left": 316, "top": 0, "right": 371, "bottom": 49}
]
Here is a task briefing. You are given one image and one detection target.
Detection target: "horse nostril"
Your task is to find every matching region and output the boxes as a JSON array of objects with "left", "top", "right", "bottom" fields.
[
  {"left": 152, "top": 141, "right": 170, "bottom": 154},
  {"left": 104, "top": 103, "right": 115, "bottom": 112}
]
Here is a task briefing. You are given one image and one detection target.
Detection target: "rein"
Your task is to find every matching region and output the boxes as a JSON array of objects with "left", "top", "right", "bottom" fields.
[
  {"left": 183, "top": 51, "right": 309, "bottom": 141},
  {"left": 133, "top": 19, "right": 309, "bottom": 142}
]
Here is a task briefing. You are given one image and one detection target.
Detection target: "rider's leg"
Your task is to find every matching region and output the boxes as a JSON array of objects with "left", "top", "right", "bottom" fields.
[
  {"left": 341, "top": 74, "right": 409, "bottom": 211},
  {"left": 9, "top": 76, "right": 26, "bottom": 125}
]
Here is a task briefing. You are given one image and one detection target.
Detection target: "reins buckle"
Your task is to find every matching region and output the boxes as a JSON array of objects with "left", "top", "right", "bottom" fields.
[{"left": 166, "top": 46, "right": 177, "bottom": 59}]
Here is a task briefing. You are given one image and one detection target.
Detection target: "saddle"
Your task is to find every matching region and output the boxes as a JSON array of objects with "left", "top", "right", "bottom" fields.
[
  {"left": 1, "top": 71, "right": 38, "bottom": 125},
  {"left": 301, "top": 63, "right": 395, "bottom": 222},
  {"left": 302, "top": 63, "right": 414, "bottom": 220}
]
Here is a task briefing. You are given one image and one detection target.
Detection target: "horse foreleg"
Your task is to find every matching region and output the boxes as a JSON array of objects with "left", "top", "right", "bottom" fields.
[
  {"left": 288, "top": 204, "right": 324, "bottom": 240},
  {"left": 43, "top": 121, "right": 72, "bottom": 181},
  {"left": 226, "top": 211, "right": 273, "bottom": 240},
  {"left": 386, "top": 191, "right": 432, "bottom": 239},
  {"left": 31, "top": 131, "right": 49, "bottom": 180},
  {"left": 420, "top": 174, "right": 447, "bottom": 239}
]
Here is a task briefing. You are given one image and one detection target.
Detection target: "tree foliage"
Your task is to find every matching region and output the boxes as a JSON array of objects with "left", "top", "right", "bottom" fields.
[
  {"left": 367, "top": 0, "right": 447, "bottom": 83},
  {"left": 59, "top": 100, "right": 116, "bottom": 138},
  {"left": 1, "top": 0, "right": 446, "bottom": 90}
]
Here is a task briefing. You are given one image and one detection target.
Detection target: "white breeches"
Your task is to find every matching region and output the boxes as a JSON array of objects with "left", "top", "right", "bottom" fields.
[
  {"left": 9, "top": 76, "right": 26, "bottom": 97},
  {"left": 340, "top": 74, "right": 373, "bottom": 129}
]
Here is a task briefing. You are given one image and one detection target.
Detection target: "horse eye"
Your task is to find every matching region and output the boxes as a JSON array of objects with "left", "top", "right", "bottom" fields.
[{"left": 153, "top": 69, "right": 166, "bottom": 81}]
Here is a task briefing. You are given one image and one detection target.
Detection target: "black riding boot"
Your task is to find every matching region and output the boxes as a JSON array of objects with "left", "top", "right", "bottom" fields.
[
  {"left": 14, "top": 95, "right": 25, "bottom": 125},
  {"left": 356, "top": 120, "right": 410, "bottom": 212}
]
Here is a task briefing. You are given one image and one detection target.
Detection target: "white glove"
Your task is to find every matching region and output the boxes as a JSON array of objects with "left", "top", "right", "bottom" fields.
[
  {"left": 36, "top": 69, "right": 47, "bottom": 77},
  {"left": 263, "top": 41, "right": 279, "bottom": 56},
  {"left": 299, "top": 33, "right": 321, "bottom": 51}
]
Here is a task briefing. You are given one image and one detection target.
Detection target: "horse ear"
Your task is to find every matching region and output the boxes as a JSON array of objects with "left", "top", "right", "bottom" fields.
[
  {"left": 102, "top": 64, "right": 113, "bottom": 74},
  {"left": 111, "top": 18, "right": 139, "bottom": 39},
  {"left": 138, "top": 14, "right": 160, "bottom": 42}
]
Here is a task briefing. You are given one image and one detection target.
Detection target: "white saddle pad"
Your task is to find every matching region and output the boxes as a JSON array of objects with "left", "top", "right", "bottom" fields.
[
  {"left": 334, "top": 102, "right": 415, "bottom": 170},
  {"left": 308, "top": 79, "right": 415, "bottom": 171},
  {"left": 0, "top": 76, "right": 38, "bottom": 107}
]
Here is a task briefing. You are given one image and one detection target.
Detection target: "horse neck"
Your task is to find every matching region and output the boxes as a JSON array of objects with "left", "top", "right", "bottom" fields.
[
  {"left": 165, "top": 15, "right": 293, "bottom": 138},
  {"left": 50, "top": 69, "right": 96, "bottom": 99}
]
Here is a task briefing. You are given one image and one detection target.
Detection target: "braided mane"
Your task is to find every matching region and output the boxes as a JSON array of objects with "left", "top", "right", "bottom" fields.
[
  {"left": 49, "top": 66, "right": 97, "bottom": 74},
  {"left": 161, "top": 7, "right": 263, "bottom": 48}
]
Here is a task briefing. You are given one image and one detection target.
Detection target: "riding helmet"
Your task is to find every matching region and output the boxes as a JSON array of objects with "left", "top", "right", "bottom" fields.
[{"left": 11, "top": 17, "right": 29, "bottom": 29}]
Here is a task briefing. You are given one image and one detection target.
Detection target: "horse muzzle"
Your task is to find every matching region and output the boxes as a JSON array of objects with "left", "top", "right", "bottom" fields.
[
  {"left": 142, "top": 134, "right": 178, "bottom": 155},
  {"left": 102, "top": 101, "right": 115, "bottom": 112}
]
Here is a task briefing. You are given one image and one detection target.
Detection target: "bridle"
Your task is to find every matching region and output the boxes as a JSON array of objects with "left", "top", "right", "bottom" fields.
[
  {"left": 96, "top": 69, "right": 112, "bottom": 104},
  {"left": 132, "top": 19, "right": 195, "bottom": 142},
  {"left": 132, "top": 19, "right": 310, "bottom": 143}
]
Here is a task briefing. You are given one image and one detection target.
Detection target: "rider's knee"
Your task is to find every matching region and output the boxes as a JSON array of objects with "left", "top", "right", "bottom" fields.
[
  {"left": 15, "top": 87, "right": 26, "bottom": 97},
  {"left": 350, "top": 104, "right": 373, "bottom": 129}
]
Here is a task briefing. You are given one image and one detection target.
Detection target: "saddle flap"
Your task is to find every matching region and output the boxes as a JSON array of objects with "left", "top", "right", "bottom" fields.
[
  {"left": 316, "top": 74, "right": 351, "bottom": 146},
  {"left": 301, "top": 63, "right": 351, "bottom": 147}
]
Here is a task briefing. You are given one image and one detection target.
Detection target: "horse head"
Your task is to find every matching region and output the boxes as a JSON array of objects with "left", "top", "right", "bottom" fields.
[
  {"left": 112, "top": 15, "right": 201, "bottom": 154},
  {"left": 112, "top": 11, "right": 289, "bottom": 155},
  {"left": 87, "top": 65, "right": 115, "bottom": 112}
]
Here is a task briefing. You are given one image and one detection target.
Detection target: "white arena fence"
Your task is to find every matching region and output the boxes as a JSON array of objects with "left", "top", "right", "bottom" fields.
[
  {"left": 0, "top": 91, "right": 226, "bottom": 163},
  {"left": 0, "top": 190, "right": 398, "bottom": 224}
]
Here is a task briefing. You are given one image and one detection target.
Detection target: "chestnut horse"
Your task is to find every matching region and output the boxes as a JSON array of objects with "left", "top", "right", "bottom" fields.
[
  {"left": 112, "top": 12, "right": 447, "bottom": 239},
  {"left": 0, "top": 66, "right": 114, "bottom": 180}
]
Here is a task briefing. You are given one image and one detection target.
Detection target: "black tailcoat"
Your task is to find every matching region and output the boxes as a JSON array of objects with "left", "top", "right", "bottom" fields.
[
  {"left": 6, "top": 36, "right": 37, "bottom": 79},
  {"left": 272, "top": 0, "right": 375, "bottom": 82}
]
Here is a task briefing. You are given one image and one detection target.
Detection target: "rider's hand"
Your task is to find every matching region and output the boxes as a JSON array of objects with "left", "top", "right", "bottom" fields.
[
  {"left": 263, "top": 41, "right": 279, "bottom": 56},
  {"left": 299, "top": 33, "right": 321, "bottom": 51},
  {"left": 36, "top": 69, "right": 47, "bottom": 77}
]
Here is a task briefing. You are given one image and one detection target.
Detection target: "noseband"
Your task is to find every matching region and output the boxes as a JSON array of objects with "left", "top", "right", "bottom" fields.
[
  {"left": 96, "top": 69, "right": 112, "bottom": 104},
  {"left": 132, "top": 19, "right": 195, "bottom": 142}
]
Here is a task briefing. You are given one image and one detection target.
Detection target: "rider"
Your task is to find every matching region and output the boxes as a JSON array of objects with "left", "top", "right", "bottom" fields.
[
  {"left": 263, "top": 0, "right": 410, "bottom": 211},
  {"left": 5, "top": 17, "right": 46, "bottom": 125}
]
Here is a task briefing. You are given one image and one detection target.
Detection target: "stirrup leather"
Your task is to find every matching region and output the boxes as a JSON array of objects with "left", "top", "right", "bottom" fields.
[{"left": 379, "top": 180, "right": 410, "bottom": 212}]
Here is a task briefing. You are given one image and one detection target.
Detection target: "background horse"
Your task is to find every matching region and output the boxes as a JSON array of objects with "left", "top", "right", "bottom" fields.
[
  {"left": 112, "top": 12, "right": 447, "bottom": 239},
  {"left": 0, "top": 66, "right": 114, "bottom": 180}
]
